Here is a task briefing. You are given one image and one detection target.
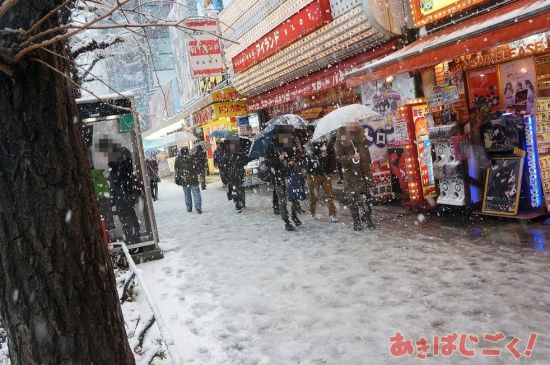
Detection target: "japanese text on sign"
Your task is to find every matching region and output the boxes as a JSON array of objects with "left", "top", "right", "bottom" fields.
[
  {"left": 390, "top": 331, "right": 538, "bottom": 360},
  {"left": 231, "top": 0, "right": 333, "bottom": 74}
]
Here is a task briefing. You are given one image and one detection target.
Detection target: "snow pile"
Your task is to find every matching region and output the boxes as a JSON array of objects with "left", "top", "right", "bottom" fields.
[
  {"left": 0, "top": 319, "right": 9, "bottom": 365},
  {"left": 115, "top": 268, "right": 170, "bottom": 365},
  {"left": 138, "top": 180, "right": 550, "bottom": 364}
]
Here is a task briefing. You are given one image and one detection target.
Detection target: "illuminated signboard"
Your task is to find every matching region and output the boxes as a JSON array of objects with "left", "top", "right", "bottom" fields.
[
  {"left": 409, "top": 0, "right": 487, "bottom": 28},
  {"left": 231, "top": 0, "right": 333, "bottom": 74}
]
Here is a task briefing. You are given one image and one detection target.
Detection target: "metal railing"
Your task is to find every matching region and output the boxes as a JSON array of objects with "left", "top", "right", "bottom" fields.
[{"left": 111, "top": 242, "right": 184, "bottom": 365}]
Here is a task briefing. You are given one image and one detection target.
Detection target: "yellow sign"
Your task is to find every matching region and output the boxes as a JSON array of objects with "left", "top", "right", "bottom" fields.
[
  {"left": 410, "top": 0, "right": 487, "bottom": 27},
  {"left": 213, "top": 101, "right": 248, "bottom": 118}
]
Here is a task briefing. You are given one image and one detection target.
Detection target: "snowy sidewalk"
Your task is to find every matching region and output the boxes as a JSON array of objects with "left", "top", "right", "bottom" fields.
[{"left": 139, "top": 180, "right": 550, "bottom": 365}]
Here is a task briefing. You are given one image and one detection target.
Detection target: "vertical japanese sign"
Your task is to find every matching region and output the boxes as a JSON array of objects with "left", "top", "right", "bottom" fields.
[
  {"left": 412, "top": 104, "right": 436, "bottom": 198},
  {"left": 183, "top": 19, "right": 225, "bottom": 78},
  {"left": 535, "top": 97, "right": 550, "bottom": 211}
]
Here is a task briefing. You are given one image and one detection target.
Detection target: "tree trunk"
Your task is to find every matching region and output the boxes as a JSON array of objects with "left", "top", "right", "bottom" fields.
[{"left": 0, "top": 1, "right": 135, "bottom": 364}]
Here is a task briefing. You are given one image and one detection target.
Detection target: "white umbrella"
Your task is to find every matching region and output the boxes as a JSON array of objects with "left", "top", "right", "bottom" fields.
[
  {"left": 161, "top": 131, "right": 197, "bottom": 148},
  {"left": 312, "top": 104, "right": 382, "bottom": 141}
]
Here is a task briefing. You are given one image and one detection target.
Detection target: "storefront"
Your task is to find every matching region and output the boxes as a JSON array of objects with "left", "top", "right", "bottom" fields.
[
  {"left": 347, "top": 0, "right": 550, "bottom": 217},
  {"left": 192, "top": 86, "right": 248, "bottom": 172}
]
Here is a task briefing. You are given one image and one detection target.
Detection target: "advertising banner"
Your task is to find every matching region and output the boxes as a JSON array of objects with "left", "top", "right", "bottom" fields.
[
  {"left": 231, "top": 0, "right": 333, "bottom": 74},
  {"left": 466, "top": 66, "right": 500, "bottom": 110},
  {"left": 535, "top": 97, "right": 550, "bottom": 211},
  {"left": 482, "top": 158, "right": 524, "bottom": 215},
  {"left": 500, "top": 58, "right": 537, "bottom": 114},
  {"left": 429, "top": 85, "right": 459, "bottom": 108},
  {"left": 184, "top": 19, "right": 224, "bottom": 78},
  {"left": 409, "top": 0, "right": 487, "bottom": 27}
]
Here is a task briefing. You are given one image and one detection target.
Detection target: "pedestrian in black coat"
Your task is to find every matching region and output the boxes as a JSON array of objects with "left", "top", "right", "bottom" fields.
[
  {"left": 195, "top": 145, "right": 208, "bottom": 190},
  {"left": 265, "top": 125, "right": 302, "bottom": 231},
  {"left": 108, "top": 146, "right": 141, "bottom": 244},
  {"left": 175, "top": 147, "right": 202, "bottom": 213},
  {"left": 213, "top": 141, "right": 228, "bottom": 187},
  {"left": 225, "top": 139, "right": 248, "bottom": 212}
]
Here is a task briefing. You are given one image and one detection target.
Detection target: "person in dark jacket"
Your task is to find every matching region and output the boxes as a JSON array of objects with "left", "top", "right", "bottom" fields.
[
  {"left": 195, "top": 145, "right": 208, "bottom": 190},
  {"left": 335, "top": 124, "right": 375, "bottom": 231},
  {"left": 108, "top": 146, "right": 141, "bottom": 244},
  {"left": 175, "top": 147, "right": 202, "bottom": 213},
  {"left": 213, "top": 140, "right": 228, "bottom": 187},
  {"left": 226, "top": 139, "right": 248, "bottom": 212},
  {"left": 306, "top": 141, "right": 337, "bottom": 222},
  {"left": 146, "top": 157, "right": 160, "bottom": 201},
  {"left": 265, "top": 125, "right": 302, "bottom": 231}
]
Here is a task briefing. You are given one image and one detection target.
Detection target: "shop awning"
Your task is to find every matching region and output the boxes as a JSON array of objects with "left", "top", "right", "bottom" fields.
[{"left": 346, "top": 0, "right": 550, "bottom": 87}]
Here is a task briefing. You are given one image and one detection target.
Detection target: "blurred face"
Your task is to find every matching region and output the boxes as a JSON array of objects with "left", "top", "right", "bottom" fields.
[
  {"left": 340, "top": 125, "right": 362, "bottom": 143},
  {"left": 229, "top": 142, "right": 238, "bottom": 154},
  {"left": 278, "top": 133, "right": 292, "bottom": 147}
]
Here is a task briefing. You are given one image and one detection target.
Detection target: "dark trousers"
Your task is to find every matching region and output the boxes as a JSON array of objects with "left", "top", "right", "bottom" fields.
[
  {"left": 230, "top": 182, "right": 246, "bottom": 210},
  {"left": 117, "top": 199, "right": 140, "bottom": 244},
  {"left": 275, "top": 185, "right": 300, "bottom": 223},
  {"left": 149, "top": 176, "right": 158, "bottom": 200},
  {"left": 272, "top": 185, "right": 279, "bottom": 212},
  {"left": 346, "top": 191, "right": 372, "bottom": 225},
  {"left": 219, "top": 167, "right": 228, "bottom": 186}
]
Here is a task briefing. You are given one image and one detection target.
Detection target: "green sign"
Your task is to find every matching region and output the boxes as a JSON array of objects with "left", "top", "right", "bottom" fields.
[{"left": 119, "top": 113, "right": 134, "bottom": 132}]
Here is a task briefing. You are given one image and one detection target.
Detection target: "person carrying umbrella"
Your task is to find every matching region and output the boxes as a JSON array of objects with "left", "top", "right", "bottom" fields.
[
  {"left": 335, "top": 124, "right": 375, "bottom": 231},
  {"left": 306, "top": 141, "right": 338, "bottom": 222},
  {"left": 265, "top": 125, "right": 302, "bottom": 231},
  {"left": 214, "top": 140, "right": 228, "bottom": 187}
]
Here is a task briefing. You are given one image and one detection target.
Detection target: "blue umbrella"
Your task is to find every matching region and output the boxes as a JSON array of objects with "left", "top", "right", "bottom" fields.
[{"left": 248, "top": 123, "right": 293, "bottom": 160}]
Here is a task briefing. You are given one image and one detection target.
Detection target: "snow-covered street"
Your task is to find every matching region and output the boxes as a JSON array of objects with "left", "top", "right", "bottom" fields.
[{"left": 140, "top": 180, "right": 550, "bottom": 365}]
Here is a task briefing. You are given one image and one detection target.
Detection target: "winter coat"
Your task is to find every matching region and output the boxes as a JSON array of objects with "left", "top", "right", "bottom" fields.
[
  {"left": 146, "top": 159, "right": 159, "bottom": 181},
  {"left": 334, "top": 126, "right": 374, "bottom": 193},
  {"left": 226, "top": 152, "right": 247, "bottom": 185},
  {"left": 213, "top": 148, "right": 226, "bottom": 169},
  {"left": 109, "top": 149, "right": 137, "bottom": 204},
  {"left": 305, "top": 144, "right": 330, "bottom": 177},
  {"left": 174, "top": 153, "right": 199, "bottom": 187},
  {"left": 265, "top": 144, "right": 291, "bottom": 186},
  {"left": 196, "top": 148, "right": 207, "bottom": 169}
]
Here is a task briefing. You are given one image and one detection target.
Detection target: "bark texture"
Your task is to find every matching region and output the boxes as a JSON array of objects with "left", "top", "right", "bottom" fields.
[{"left": 0, "top": 1, "right": 135, "bottom": 364}]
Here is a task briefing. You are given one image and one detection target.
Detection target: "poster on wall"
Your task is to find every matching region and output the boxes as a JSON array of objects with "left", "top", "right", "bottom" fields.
[
  {"left": 466, "top": 66, "right": 500, "bottom": 110},
  {"left": 482, "top": 158, "right": 524, "bottom": 215},
  {"left": 361, "top": 73, "right": 415, "bottom": 142},
  {"left": 417, "top": 139, "right": 437, "bottom": 198},
  {"left": 536, "top": 97, "right": 550, "bottom": 211},
  {"left": 412, "top": 104, "right": 429, "bottom": 140},
  {"left": 388, "top": 147, "right": 409, "bottom": 195},
  {"left": 429, "top": 85, "right": 459, "bottom": 108},
  {"left": 500, "top": 58, "right": 537, "bottom": 113},
  {"left": 361, "top": 117, "right": 388, "bottom": 164}
]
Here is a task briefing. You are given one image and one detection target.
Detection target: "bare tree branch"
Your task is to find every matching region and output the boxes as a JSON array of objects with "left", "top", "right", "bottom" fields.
[
  {"left": 32, "top": 57, "right": 133, "bottom": 113},
  {"left": 24, "top": 0, "right": 73, "bottom": 36},
  {"left": 0, "top": 0, "right": 20, "bottom": 19},
  {"left": 71, "top": 36, "right": 124, "bottom": 59}
]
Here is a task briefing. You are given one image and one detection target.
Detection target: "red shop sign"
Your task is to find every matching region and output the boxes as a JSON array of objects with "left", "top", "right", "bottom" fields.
[
  {"left": 247, "top": 42, "right": 399, "bottom": 112},
  {"left": 231, "top": 0, "right": 333, "bottom": 74}
]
